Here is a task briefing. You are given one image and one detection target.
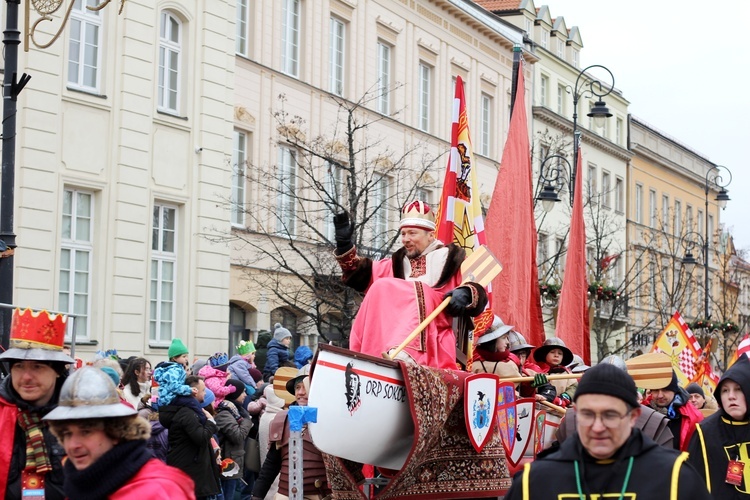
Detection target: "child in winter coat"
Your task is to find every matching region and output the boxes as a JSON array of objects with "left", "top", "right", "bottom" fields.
[
  {"left": 532, "top": 337, "right": 575, "bottom": 407},
  {"left": 263, "top": 324, "right": 293, "bottom": 380}
]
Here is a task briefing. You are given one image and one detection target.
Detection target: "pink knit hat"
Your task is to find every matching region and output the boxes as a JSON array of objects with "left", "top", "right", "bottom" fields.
[{"left": 198, "top": 364, "right": 235, "bottom": 407}]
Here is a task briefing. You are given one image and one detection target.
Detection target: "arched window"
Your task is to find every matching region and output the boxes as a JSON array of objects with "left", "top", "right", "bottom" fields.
[{"left": 158, "top": 11, "right": 182, "bottom": 113}]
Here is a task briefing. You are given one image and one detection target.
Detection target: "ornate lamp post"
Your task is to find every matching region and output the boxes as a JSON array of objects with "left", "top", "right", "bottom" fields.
[
  {"left": 537, "top": 64, "right": 615, "bottom": 209},
  {"left": 681, "top": 165, "right": 732, "bottom": 322},
  {"left": 0, "top": 0, "right": 127, "bottom": 350}
]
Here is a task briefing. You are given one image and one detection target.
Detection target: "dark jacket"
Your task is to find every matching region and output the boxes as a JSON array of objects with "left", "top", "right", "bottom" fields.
[
  {"left": 505, "top": 428, "right": 710, "bottom": 500},
  {"left": 263, "top": 339, "right": 291, "bottom": 380},
  {"left": 215, "top": 400, "right": 253, "bottom": 478},
  {"left": 159, "top": 399, "right": 221, "bottom": 497},
  {"left": 0, "top": 375, "right": 67, "bottom": 500},
  {"left": 688, "top": 356, "right": 750, "bottom": 498},
  {"left": 651, "top": 388, "right": 703, "bottom": 451}
]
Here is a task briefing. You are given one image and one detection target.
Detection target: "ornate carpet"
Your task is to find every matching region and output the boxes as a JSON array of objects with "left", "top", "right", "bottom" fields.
[{"left": 323, "top": 362, "right": 511, "bottom": 499}]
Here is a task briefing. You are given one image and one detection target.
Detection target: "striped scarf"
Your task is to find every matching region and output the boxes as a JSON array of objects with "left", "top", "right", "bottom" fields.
[{"left": 17, "top": 410, "right": 52, "bottom": 474}]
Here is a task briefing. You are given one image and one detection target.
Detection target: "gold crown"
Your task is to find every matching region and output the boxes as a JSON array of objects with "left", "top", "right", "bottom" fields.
[
  {"left": 10, "top": 308, "right": 67, "bottom": 351},
  {"left": 400, "top": 200, "right": 436, "bottom": 230}
]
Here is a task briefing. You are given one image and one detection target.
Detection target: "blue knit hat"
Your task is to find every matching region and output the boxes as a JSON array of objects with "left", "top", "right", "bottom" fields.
[
  {"left": 201, "top": 388, "right": 216, "bottom": 408},
  {"left": 153, "top": 362, "right": 192, "bottom": 406},
  {"left": 294, "top": 346, "right": 313, "bottom": 369}
]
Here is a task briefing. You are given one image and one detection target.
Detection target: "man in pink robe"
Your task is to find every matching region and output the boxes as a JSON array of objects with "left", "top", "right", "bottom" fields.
[{"left": 334, "top": 201, "right": 487, "bottom": 369}]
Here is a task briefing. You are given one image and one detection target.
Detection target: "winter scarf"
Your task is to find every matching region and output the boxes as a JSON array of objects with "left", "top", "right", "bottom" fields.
[
  {"left": 63, "top": 439, "right": 152, "bottom": 500},
  {"left": 171, "top": 394, "right": 207, "bottom": 425},
  {"left": 17, "top": 410, "right": 52, "bottom": 474}
]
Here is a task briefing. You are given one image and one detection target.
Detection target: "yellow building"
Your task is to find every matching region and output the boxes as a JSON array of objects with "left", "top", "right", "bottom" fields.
[{"left": 627, "top": 116, "right": 727, "bottom": 356}]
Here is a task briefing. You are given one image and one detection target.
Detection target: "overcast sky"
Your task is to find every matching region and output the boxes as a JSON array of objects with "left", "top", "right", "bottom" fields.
[{"left": 542, "top": 0, "right": 750, "bottom": 251}]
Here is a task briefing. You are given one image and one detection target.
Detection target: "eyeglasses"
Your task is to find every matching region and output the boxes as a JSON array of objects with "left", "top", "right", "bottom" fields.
[{"left": 577, "top": 409, "right": 631, "bottom": 429}]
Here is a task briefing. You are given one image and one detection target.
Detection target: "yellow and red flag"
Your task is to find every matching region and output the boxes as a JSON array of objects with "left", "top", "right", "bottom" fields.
[
  {"left": 435, "top": 75, "right": 493, "bottom": 338},
  {"left": 651, "top": 311, "right": 703, "bottom": 386}
]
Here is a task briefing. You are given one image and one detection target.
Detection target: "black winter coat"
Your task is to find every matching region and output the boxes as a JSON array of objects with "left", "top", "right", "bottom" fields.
[
  {"left": 505, "top": 428, "right": 710, "bottom": 500},
  {"left": 159, "top": 401, "right": 221, "bottom": 497}
]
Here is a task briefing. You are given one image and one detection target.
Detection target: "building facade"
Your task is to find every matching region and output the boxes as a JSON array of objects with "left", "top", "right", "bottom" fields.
[
  {"left": 229, "top": 0, "right": 531, "bottom": 350},
  {"left": 4, "top": 1, "right": 235, "bottom": 360}
]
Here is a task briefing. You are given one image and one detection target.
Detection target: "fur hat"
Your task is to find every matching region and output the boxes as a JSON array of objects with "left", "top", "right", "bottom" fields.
[
  {"left": 574, "top": 362, "right": 639, "bottom": 408},
  {"left": 224, "top": 379, "right": 245, "bottom": 401},
  {"left": 273, "top": 323, "right": 292, "bottom": 342},
  {"left": 44, "top": 367, "right": 136, "bottom": 421},
  {"left": 168, "top": 338, "right": 189, "bottom": 359},
  {"left": 532, "top": 337, "right": 574, "bottom": 366}
]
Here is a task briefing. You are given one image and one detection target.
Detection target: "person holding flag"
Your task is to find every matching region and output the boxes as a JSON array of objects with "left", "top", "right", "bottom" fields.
[{"left": 332, "top": 201, "right": 488, "bottom": 369}]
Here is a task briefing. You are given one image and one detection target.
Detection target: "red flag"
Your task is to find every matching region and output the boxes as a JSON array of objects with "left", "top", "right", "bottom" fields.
[
  {"left": 434, "top": 76, "right": 494, "bottom": 338},
  {"left": 554, "top": 146, "right": 590, "bottom": 364},
  {"left": 485, "top": 61, "right": 545, "bottom": 349},
  {"left": 728, "top": 333, "right": 750, "bottom": 368}
]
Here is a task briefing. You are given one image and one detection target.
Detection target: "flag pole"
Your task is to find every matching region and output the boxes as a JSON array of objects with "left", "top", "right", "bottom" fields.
[{"left": 509, "top": 45, "right": 521, "bottom": 120}]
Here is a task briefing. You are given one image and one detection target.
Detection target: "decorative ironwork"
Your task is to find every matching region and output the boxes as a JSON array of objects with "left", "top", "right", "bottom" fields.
[{"left": 25, "top": 0, "right": 127, "bottom": 51}]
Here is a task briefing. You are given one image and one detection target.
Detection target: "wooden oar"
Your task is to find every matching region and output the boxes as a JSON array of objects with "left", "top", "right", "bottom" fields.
[
  {"left": 502, "top": 372, "right": 584, "bottom": 384},
  {"left": 623, "top": 352, "right": 673, "bottom": 390},
  {"left": 539, "top": 399, "right": 567, "bottom": 415},
  {"left": 383, "top": 245, "right": 502, "bottom": 360}
]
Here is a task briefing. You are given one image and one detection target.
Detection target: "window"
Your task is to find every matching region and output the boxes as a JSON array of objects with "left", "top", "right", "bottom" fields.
[
  {"left": 418, "top": 63, "right": 431, "bottom": 133},
  {"left": 377, "top": 41, "right": 391, "bottom": 115},
  {"left": 541, "top": 30, "right": 549, "bottom": 49},
  {"left": 158, "top": 12, "right": 181, "bottom": 113},
  {"left": 686, "top": 205, "right": 693, "bottom": 231},
  {"left": 635, "top": 183, "right": 643, "bottom": 223},
  {"left": 616, "top": 118, "right": 623, "bottom": 146},
  {"left": 326, "top": 162, "right": 344, "bottom": 241},
  {"left": 615, "top": 177, "right": 624, "bottom": 213},
  {"left": 572, "top": 50, "right": 579, "bottom": 68},
  {"left": 538, "top": 232, "right": 549, "bottom": 268},
  {"left": 685, "top": 281, "right": 692, "bottom": 317},
  {"left": 281, "top": 0, "right": 300, "bottom": 77},
  {"left": 649, "top": 261, "right": 656, "bottom": 308},
  {"left": 674, "top": 200, "right": 682, "bottom": 235},
  {"left": 697, "top": 210, "right": 704, "bottom": 236},
  {"left": 557, "top": 39, "right": 564, "bottom": 58},
  {"left": 372, "top": 175, "right": 388, "bottom": 248},
  {"left": 277, "top": 146, "right": 298, "bottom": 235},
  {"left": 68, "top": 0, "right": 102, "bottom": 91},
  {"left": 601, "top": 171, "right": 611, "bottom": 208},
  {"left": 236, "top": 0, "right": 250, "bottom": 56},
  {"left": 59, "top": 189, "right": 93, "bottom": 340},
  {"left": 587, "top": 164, "right": 597, "bottom": 200},
  {"left": 662, "top": 195, "right": 669, "bottom": 231},
  {"left": 649, "top": 189, "right": 657, "bottom": 228},
  {"left": 231, "top": 130, "right": 248, "bottom": 226},
  {"left": 150, "top": 204, "right": 177, "bottom": 344},
  {"left": 329, "top": 17, "right": 345, "bottom": 96},
  {"left": 708, "top": 214, "right": 714, "bottom": 242},
  {"left": 555, "top": 237, "right": 566, "bottom": 276},
  {"left": 480, "top": 93, "right": 491, "bottom": 156},
  {"left": 557, "top": 85, "right": 565, "bottom": 115},
  {"left": 540, "top": 75, "right": 548, "bottom": 107}
]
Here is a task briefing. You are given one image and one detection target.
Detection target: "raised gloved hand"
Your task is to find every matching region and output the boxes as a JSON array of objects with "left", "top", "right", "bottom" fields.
[
  {"left": 333, "top": 212, "right": 355, "bottom": 253},
  {"left": 444, "top": 287, "right": 472, "bottom": 316},
  {"left": 531, "top": 373, "right": 549, "bottom": 388}
]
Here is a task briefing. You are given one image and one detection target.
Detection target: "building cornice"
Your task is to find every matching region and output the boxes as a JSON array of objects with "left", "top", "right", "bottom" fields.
[{"left": 533, "top": 105, "right": 632, "bottom": 162}]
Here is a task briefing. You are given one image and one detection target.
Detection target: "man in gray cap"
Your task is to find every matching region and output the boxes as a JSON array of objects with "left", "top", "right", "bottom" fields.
[
  {"left": 0, "top": 308, "right": 74, "bottom": 500},
  {"left": 505, "top": 363, "right": 711, "bottom": 500},
  {"left": 44, "top": 367, "right": 195, "bottom": 498}
]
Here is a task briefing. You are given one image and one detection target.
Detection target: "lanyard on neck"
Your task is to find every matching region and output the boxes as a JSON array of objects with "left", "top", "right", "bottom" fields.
[{"left": 574, "top": 456, "right": 634, "bottom": 500}]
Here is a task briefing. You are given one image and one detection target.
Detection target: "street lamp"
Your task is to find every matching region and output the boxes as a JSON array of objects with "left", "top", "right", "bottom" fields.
[
  {"left": 537, "top": 155, "right": 569, "bottom": 213},
  {"left": 536, "top": 65, "right": 615, "bottom": 208},
  {"left": 681, "top": 165, "right": 733, "bottom": 321},
  {"left": 0, "top": 1, "right": 126, "bottom": 350}
]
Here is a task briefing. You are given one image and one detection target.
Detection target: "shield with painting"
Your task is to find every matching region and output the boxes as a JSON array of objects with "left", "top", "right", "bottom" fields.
[
  {"left": 533, "top": 409, "right": 546, "bottom": 456},
  {"left": 495, "top": 381, "right": 516, "bottom": 456},
  {"left": 464, "top": 373, "right": 499, "bottom": 453},
  {"left": 506, "top": 397, "right": 535, "bottom": 467}
]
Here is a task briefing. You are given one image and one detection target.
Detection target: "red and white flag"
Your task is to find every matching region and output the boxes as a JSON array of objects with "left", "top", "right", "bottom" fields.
[
  {"left": 651, "top": 311, "right": 702, "bottom": 386},
  {"left": 727, "top": 333, "right": 750, "bottom": 368},
  {"left": 434, "top": 75, "right": 494, "bottom": 337}
]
